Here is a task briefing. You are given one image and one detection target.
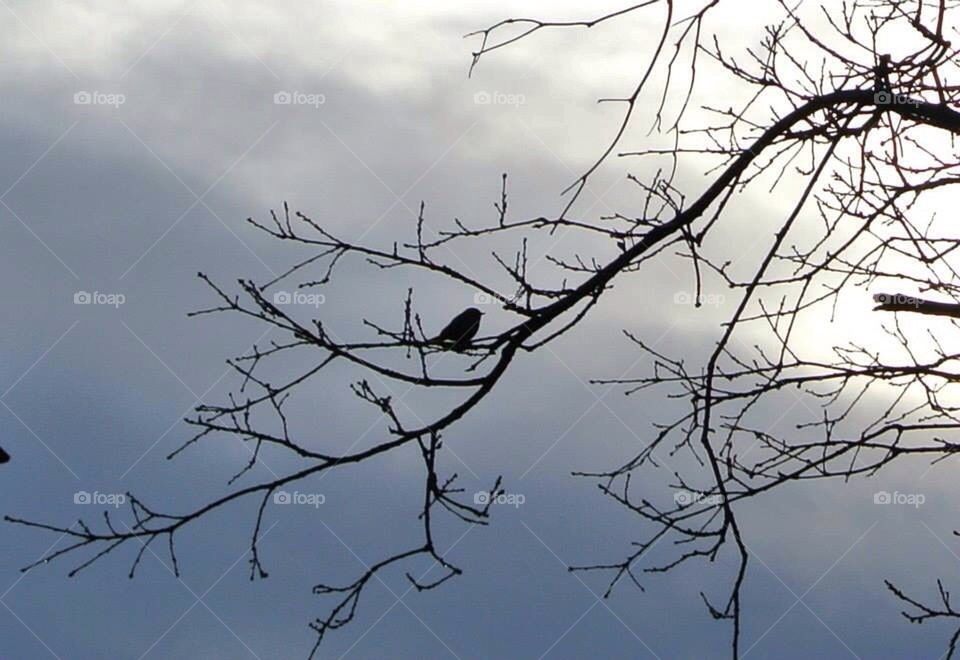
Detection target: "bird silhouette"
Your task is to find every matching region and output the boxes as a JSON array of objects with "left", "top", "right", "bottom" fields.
[
  {"left": 431, "top": 307, "right": 483, "bottom": 352},
  {"left": 0, "top": 446, "right": 9, "bottom": 464}
]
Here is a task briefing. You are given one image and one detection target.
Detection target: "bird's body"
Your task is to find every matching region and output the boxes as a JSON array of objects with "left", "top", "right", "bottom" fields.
[
  {"left": 0, "top": 446, "right": 9, "bottom": 464},
  {"left": 432, "top": 307, "right": 483, "bottom": 351}
]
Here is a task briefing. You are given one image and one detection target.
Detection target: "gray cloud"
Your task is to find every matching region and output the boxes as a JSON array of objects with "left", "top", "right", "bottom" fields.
[{"left": 0, "top": 2, "right": 954, "bottom": 659}]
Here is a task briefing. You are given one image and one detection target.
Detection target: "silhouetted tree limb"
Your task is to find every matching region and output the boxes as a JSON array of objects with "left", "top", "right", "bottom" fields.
[{"left": 874, "top": 291, "right": 960, "bottom": 317}]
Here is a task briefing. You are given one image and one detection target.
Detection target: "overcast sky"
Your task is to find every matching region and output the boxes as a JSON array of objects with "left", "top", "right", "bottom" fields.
[{"left": 1, "top": 2, "right": 958, "bottom": 659}]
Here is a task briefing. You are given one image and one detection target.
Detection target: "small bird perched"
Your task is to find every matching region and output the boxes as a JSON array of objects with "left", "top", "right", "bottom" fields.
[{"left": 431, "top": 307, "right": 483, "bottom": 352}]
